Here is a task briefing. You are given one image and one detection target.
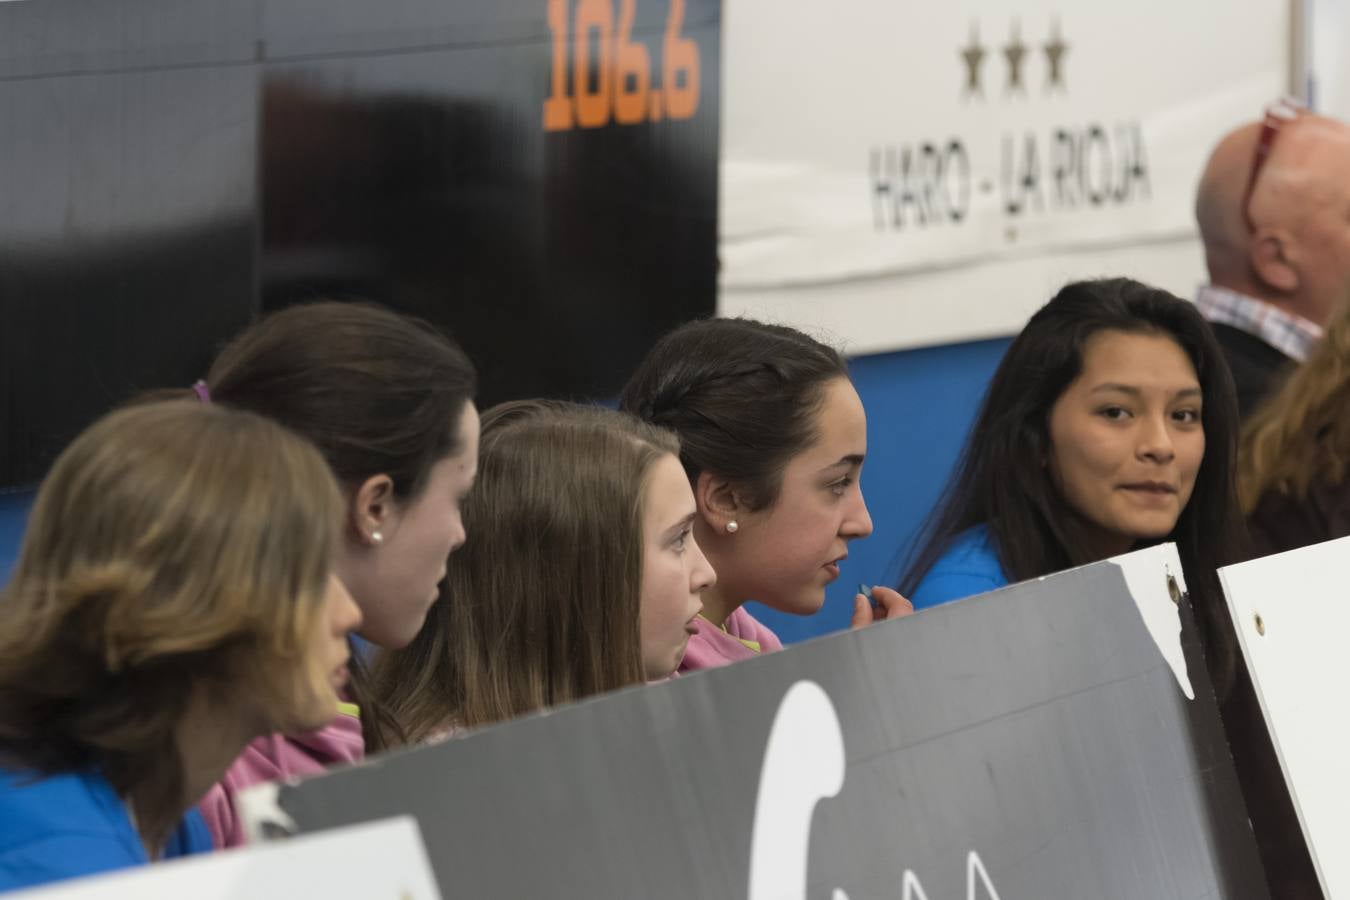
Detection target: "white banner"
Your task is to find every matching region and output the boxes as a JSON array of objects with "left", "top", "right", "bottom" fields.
[
  {"left": 1312, "top": 0, "right": 1350, "bottom": 119},
  {"left": 718, "top": 0, "right": 1290, "bottom": 352}
]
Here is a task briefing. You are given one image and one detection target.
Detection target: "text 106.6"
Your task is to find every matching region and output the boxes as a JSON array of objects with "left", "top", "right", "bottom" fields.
[{"left": 543, "top": 0, "right": 701, "bottom": 131}]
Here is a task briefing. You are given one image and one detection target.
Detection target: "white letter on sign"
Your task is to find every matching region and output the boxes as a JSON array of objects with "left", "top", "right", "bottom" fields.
[{"left": 746, "top": 680, "right": 846, "bottom": 900}]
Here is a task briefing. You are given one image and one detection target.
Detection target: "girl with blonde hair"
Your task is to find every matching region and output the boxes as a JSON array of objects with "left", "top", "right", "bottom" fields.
[
  {"left": 0, "top": 402, "right": 361, "bottom": 891},
  {"left": 376, "top": 401, "right": 715, "bottom": 740},
  {"left": 1239, "top": 300, "right": 1350, "bottom": 557}
]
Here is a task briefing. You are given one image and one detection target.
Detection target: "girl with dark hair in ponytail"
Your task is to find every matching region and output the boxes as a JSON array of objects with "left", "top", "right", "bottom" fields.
[
  {"left": 191, "top": 300, "right": 478, "bottom": 848},
  {"left": 621, "top": 318, "right": 912, "bottom": 672}
]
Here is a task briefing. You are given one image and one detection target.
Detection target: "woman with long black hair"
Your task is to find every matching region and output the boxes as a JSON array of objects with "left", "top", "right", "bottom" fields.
[{"left": 901, "top": 277, "right": 1317, "bottom": 898}]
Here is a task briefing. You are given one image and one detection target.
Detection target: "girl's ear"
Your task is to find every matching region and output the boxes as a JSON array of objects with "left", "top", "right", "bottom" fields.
[
  {"left": 350, "top": 473, "right": 395, "bottom": 545},
  {"left": 695, "top": 470, "right": 743, "bottom": 532}
]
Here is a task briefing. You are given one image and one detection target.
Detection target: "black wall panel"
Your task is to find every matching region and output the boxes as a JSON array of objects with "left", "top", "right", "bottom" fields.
[{"left": 0, "top": 0, "right": 719, "bottom": 485}]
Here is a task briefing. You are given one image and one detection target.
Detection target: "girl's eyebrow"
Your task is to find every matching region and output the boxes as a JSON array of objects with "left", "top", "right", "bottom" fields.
[
  {"left": 663, "top": 512, "right": 697, "bottom": 540},
  {"left": 1088, "top": 383, "right": 1202, "bottom": 398},
  {"left": 818, "top": 453, "right": 865, "bottom": 473}
]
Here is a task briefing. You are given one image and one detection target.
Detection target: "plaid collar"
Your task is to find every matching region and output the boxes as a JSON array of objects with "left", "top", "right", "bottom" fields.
[{"left": 1195, "top": 284, "right": 1323, "bottom": 363}]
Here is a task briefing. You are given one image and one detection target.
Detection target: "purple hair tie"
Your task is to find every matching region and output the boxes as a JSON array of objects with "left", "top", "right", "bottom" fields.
[{"left": 192, "top": 380, "right": 211, "bottom": 404}]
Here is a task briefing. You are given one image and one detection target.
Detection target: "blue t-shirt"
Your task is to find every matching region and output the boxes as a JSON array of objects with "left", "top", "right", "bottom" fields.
[
  {"left": 910, "top": 524, "right": 1010, "bottom": 610},
  {"left": 0, "top": 767, "right": 211, "bottom": 892}
]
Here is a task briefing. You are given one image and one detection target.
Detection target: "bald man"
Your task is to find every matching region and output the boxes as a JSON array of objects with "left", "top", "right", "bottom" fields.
[
  {"left": 1195, "top": 110, "right": 1350, "bottom": 418},
  {"left": 1198, "top": 115, "right": 1348, "bottom": 900}
]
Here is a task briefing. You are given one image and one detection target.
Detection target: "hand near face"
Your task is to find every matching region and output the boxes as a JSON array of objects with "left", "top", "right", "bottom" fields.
[{"left": 849, "top": 586, "right": 914, "bottom": 629}]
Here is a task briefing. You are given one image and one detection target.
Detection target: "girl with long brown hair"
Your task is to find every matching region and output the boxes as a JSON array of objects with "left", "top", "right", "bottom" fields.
[
  {"left": 191, "top": 300, "right": 479, "bottom": 848},
  {"left": 1239, "top": 300, "right": 1350, "bottom": 557},
  {"left": 376, "top": 402, "right": 715, "bottom": 741},
  {"left": 0, "top": 402, "right": 360, "bottom": 891}
]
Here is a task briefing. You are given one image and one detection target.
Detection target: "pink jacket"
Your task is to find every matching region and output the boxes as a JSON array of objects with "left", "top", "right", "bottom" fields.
[
  {"left": 679, "top": 606, "right": 783, "bottom": 673},
  {"left": 196, "top": 706, "right": 363, "bottom": 849}
]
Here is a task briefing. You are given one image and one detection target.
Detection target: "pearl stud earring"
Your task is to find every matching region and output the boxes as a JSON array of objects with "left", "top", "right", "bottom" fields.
[{"left": 725, "top": 521, "right": 739, "bottom": 534}]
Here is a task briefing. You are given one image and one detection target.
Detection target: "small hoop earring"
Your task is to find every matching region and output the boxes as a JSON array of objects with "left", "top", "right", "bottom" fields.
[
  {"left": 370, "top": 531, "right": 384, "bottom": 545},
  {"left": 725, "top": 521, "right": 739, "bottom": 534}
]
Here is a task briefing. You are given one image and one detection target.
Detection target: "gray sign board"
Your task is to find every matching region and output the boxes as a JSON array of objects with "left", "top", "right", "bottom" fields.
[{"left": 247, "top": 546, "right": 1268, "bottom": 898}]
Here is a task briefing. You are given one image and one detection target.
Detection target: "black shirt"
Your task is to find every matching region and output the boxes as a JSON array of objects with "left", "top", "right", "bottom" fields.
[{"left": 1209, "top": 321, "right": 1297, "bottom": 420}]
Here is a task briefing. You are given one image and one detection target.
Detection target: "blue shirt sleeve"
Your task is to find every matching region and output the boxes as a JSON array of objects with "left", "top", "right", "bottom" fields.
[
  {"left": 909, "top": 525, "right": 1010, "bottom": 610},
  {"left": 910, "top": 570, "right": 1007, "bottom": 610}
]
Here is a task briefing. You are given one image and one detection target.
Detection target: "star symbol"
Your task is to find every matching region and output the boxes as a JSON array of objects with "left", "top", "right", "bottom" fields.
[
  {"left": 959, "top": 23, "right": 986, "bottom": 98},
  {"left": 1044, "top": 19, "right": 1069, "bottom": 91},
  {"left": 1003, "top": 21, "right": 1028, "bottom": 94}
]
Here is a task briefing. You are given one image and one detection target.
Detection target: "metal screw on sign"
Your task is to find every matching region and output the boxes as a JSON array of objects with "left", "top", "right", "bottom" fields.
[{"left": 1254, "top": 613, "right": 1266, "bottom": 636}]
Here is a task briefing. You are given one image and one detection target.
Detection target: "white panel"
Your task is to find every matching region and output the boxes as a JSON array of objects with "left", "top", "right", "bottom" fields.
[
  {"left": 1219, "top": 536, "right": 1350, "bottom": 899},
  {"left": 11, "top": 817, "right": 441, "bottom": 900}
]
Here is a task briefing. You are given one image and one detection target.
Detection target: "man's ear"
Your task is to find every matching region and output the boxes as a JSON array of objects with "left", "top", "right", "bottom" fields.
[
  {"left": 695, "top": 470, "right": 745, "bottom": 531},
  {"left": 349, "top": 474, "right": 396, "bottom": 545},
  {"left": 1249, "top": 229, "right": 1300, "bottom": 294}
]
